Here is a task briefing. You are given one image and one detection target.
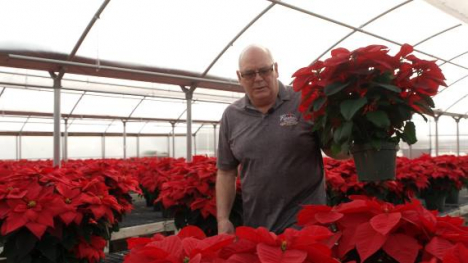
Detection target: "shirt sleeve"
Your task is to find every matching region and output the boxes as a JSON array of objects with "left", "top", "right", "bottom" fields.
[{"left": 216, "top": 109, "right": 239, "bottom": 171}]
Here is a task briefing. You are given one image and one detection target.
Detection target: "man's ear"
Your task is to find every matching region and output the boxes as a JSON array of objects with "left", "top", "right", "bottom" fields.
[{"left": 236, "top": 71, "right": 242, "bottom": 82}]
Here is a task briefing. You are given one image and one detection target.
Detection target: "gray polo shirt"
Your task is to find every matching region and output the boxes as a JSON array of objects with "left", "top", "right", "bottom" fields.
[{"left": 217, "top": 81, "right": 326, "bottom": 233}]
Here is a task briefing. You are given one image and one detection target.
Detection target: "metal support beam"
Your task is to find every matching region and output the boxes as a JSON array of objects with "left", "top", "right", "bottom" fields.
[
  {"left": 0, "top": 131, "right": 190, "bottom": 137},
  {"left": 167, "top": 135, "right": 170, "bottom": 158},
  {"left": 128, "top": 96, "right": 146, "bottom": 118},
  {"left": 181, "top": 86, "right": 196, "bottom": 162},
  {"left": 437, "top": 74, "right": 468, "bottom": 95},
  {"left": 454, "top": 117, "right": 461, "bottom": 156},
  {"left": 137, "top": 135, "right": 140, "bottom": 158},
  {"left": 201, "top": 3, "right": 275, "bottom": 76},
  {"left": 137, "top": 121, "right": 148, "bottom": 158},
  {"left": 50, "top": 72, "right": 64, "bottom": 167},
  {"left": 102, "top": 135, "right": 105, "bottom": 159},
  {"left": 63, "top": 118, "right": 68, "bottom": 162},
  {"left": 193, "top": 134, "right": 197, "bottom": 155},
  {"left": 193, "top": 124, "right": 205, "bottom": 156},
  {"left": 267, "top": 0, "right": 468, "bottom": 71},
  {"left": 0, "top": 79, "right": 234, "bottom": 105},
  {"left": 428, "top": 118, "right": 432, "bottom": 154},
  {"left": 68, "top": 0, "right": 110, "bottom": 59},
  {"left": 0, "top": 110, "right": 218, "bottom": 125},
  {"left": 8, "top": 54, "right": 243, "bottom": 92},
  {"left": 66, "top": 91, "right": 87, "bottom": 128},
  {"left": 170, "top": 122, "right": 176, "bottom": 158},
  {"left": 16, "top": 135, "right": 20, "bottom": 160},
  {"left": 434, "top": 115, "right": 440, "bottom": 156},
  {"left": 413, "top": 24, "right": 461, "bottom": 47},
  {"left": 309, "top": 0, "right": 412, "bottom": 65},
  {"left": 123, "top": 120, "right": 127, "bottom": 159}
]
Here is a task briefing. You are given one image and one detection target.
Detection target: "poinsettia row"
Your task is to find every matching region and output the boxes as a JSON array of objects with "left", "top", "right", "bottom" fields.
[
  {"left": 0, "top": 159, "right": 141, "bottom": 263},
  {"left": 124, "top": 196, "right": 468, "bottom": 263},
  {"left": 325, "top": 155, "right": 468, "bottom": 205},
  {"left": 135, "top": 155, "right": 241, "bottom": 219}
]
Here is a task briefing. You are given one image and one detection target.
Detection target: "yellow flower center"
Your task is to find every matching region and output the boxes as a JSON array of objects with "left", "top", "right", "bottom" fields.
[
  {"left": 183, "top": 257, "right": 190, "bottom": 263},
  {"left": 28, "top": 200, "right": 37, "bottom": 208},
  {"left": 65, "top": 198, "right": 72, "bottom": 204},
  {"left": 6, "top": 187, "right": 13, "bottom": 191},
  {"left": 281, "top": 240, "right": 287, "bottom": 251}
]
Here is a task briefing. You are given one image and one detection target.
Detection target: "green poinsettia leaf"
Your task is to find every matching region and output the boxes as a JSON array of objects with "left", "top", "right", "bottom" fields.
[
  {"left": 419, "top": 93, "right": 435, "bottom": 108},
  {"left": 324, "top": 81, "right": 349, "bottom": 96},
  {"left": 320, "top": 129, "right": 332, "bottom": 145},
  {"left": 333, "top": 121, "right": 353, "bottom": 144},
  {"left": 340, "top": 142, "right": 350, "bottom": 154},
  {"left": 62, "top": 230, "right": 78, "bottom": 250},
  {"left": 37, "top": 235, "right": 58, "bottom": 261},
  {"left": 370, "top": 139, "right": 382, "bottom": 150},
  {"left": 375, "top": 130, "right": 390, "bottom": 139},
  {"left": 331, "top": 143, "right": 342, "bottom": 156},
  {"left": 413, "top": 110, "right": 428, "bottom": 122},
  {"left": 387, "top": 93, "right": 404, "bottom": 103},
  {"left": 340, "top": 97, "right": 368, "bottom": 121},
  {"left": 313, "top": 96, "right": 327, "bottom": 111},
  {"left": 414, "top": 101, "right": 435, "bottom": 117},
  {"left": 15, "top": 230, "right": 37, "bottom": 260},
  {"left": 402, "top": 121, "right": 417, "bottom": 145},
  {"left": 372, "top": 82, "right": 402, "bottom": 93},
  {"left": 397, "top": 105, "right": 412, "bottom": 120},
  {"left": 366, "top": 111, "right": 390, "bottom": 128},
  {"left": 377, "top": 101, "right": 390, "bottom": 107},
  {"left": 374, "top": 71, "right": 394, "bottom": 84}
]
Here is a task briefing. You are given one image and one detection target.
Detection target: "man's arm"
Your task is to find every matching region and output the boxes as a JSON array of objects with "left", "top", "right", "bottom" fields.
[
  {"left": 315, "top": 131, "right": 350, "bottom": 160},
  {"left": 216, "top": 168, "right": 237, "bottom": 234}
]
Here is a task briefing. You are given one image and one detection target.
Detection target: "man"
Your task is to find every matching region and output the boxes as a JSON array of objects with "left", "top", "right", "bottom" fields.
[{"left": 216, "top": 44, "right": 336, "bottom": 234}]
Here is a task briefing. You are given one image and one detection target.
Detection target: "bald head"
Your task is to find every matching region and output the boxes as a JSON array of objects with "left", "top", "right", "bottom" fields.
[
  {"left": 236, "top": 44, "right": 279, "bottom": 113},
  {"left": 238, "top": 44, "right": 275, "bottom": 69}
]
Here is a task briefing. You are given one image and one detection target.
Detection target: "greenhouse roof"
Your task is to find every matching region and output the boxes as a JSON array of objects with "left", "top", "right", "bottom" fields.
[{"left": 0, "top": 0, "right": 468, "bottom": 135}]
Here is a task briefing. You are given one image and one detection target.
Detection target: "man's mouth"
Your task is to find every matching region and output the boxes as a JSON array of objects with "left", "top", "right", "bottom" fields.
[{"left": 254, "top": 86, "right": 267, "bottom": 91}]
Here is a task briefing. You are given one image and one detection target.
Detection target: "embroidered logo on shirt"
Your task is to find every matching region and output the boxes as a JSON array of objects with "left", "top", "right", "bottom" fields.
[{"left": 279, "top": 113, "right": 299, "bottom": 126}]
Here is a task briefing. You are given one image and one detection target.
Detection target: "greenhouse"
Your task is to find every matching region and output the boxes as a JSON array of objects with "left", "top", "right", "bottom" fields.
[{"left": 0, "top": 0, "right": 468, "bottom": 262}]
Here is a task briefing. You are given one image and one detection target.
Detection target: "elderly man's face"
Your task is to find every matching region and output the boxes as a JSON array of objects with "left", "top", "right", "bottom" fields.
[{"left": 237, "top": 48, "right": 279, "bottom": 109}]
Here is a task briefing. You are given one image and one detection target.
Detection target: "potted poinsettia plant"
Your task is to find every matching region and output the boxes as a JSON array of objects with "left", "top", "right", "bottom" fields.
[
  {"left": 0, "top": 160, "right": 140, "bottom": 263},
  {"left": 155, "top": 156, "right": 243, "bottom": 236},
  {"left": 292, "top": 44, "right": 446, "bottom": 181}
]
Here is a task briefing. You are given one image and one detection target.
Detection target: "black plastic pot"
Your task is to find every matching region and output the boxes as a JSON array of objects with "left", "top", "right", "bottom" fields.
[{"left": 351, "top": 142, "right": 399, "bottom": 182}]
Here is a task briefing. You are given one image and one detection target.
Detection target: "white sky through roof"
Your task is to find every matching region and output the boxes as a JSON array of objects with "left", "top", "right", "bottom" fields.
[{"left": 0, "top": 0, "right": 467, "bottom": 158}]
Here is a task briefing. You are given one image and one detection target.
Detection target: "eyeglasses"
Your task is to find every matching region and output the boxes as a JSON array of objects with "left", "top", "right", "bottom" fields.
[{"left": 240, "top": 64, "right": 275, "bottom": 81}]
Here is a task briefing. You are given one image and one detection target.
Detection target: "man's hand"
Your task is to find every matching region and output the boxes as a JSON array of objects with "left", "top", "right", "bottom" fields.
[{"left": 217, "top": 218, "right": 235, "bottom": 234}]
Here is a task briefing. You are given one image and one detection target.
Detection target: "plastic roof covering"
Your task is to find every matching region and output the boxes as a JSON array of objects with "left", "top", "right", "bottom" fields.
[{"left": 0, "top": 0, "right": 467, "bottom": 135}]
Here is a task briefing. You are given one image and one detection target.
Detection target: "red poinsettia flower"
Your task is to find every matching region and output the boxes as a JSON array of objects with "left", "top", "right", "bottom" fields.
[
  {"left": 80, "top": 178, "right": 122, "bottom": 223},
  {"left": 124, "top": 226, "right": 234, "bottom": 263},
  {"left": 0, "top": 182, "right": 64, "bottom": 238},
  {"left": 55, "top": 182, "right": 85, "bottom": 225},
  {"left": 74, "top": 235, "right": 107, "bottom": 263}
]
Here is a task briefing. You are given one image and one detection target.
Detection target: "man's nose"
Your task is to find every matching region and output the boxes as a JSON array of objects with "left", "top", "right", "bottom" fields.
[{"left": 253, "top": 72, "right": 263, "bottom": 81}]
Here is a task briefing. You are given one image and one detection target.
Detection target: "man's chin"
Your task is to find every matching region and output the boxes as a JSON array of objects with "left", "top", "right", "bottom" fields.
[{"left": 251, "top": 94, "right": 274, "bottom": 105}]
